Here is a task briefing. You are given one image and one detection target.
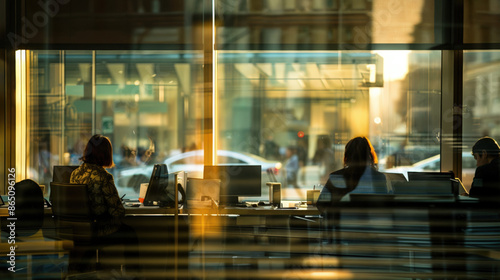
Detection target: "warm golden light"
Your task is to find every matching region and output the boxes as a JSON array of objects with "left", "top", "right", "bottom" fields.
[
  {"left": 15, "top": 50, "right": 28, "bottom": 181},
  {"left": 374, "top": 50, "right": 410, "bottom": 81}
]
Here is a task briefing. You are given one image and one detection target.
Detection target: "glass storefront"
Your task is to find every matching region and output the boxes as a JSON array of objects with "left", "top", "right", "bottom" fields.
[
  {"left": 7, "top": 0, "right": 500, "bottom": 200},
  {"left": 24, "top": 49, "right": 443, "bottom": 201},
  {"left": 4, "top": 1, "right": 500, "bottom": 279},
  {"left": 216, "top": 50, "right": 441, "bottom": 200}
]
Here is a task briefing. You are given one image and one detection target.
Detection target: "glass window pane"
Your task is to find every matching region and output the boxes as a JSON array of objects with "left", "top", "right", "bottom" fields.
[
  {"left": 464, "top": 0, "right": 500, "bottom": 44},
  {"left": 217, "top": 0, "right": 437, "bottom": 48},
  {"left": 463, "top": 50, "right": 500, "bottom": 186},
  {"left": 27, "top": 50, "right": 204, "bottom": 199},
  {"left": 216, "top": 50, "right": 442, "bottom": 201}
]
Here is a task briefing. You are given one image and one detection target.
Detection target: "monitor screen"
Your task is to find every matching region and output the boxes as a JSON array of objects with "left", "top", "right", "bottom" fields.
[
  {"left": 144, "top": 164, "right": 172, "bottom": 207},
  {"left": 407, "top": 171, "right": 454, "bottom": 182},
  {"left": 203, "top": 165, "right": 261, "bottom": 205},
  {"left": 53, "top": 165, "right": 79, "bottom": 183},
  {"left": 399, "top": 171, "right": 455, "bottom": 195}
]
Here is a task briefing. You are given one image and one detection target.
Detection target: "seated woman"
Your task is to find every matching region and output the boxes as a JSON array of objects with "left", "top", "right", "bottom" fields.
[
  {"left": 316, "top": 136, "right": 389, "bottom": 212},
  {"left": 70, "top": 134, "right": 139, "bottom": 272}
]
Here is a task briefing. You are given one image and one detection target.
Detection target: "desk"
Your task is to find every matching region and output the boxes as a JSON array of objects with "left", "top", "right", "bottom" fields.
[
  {"left": 181, "top": 206, "right": 320, "bottom": 216},
  {"left": 173, "top": 197, "right": 498, "bottom": 279},
  {"left": 2, "top": 196, "right": 499, "bottom": 279},
  {"left": 124, "top": 205, "right": 178, "bottom": 216}
]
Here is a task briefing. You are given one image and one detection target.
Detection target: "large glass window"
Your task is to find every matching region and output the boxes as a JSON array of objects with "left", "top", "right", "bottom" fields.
[
  {"left": 216, "top": 50, "right": 442, "bottom": 200},
  {"left": 463, "top": 50, "right": 500, "bottom": 186},
  {"left": 26, "top": 50, "right": 204, "bottom": 198},
  {"left": 24, "top": 49, "right": 443, "bottom": 201},
  {"left": 15, "top": 1, "right": 472, "bottom": 202}
]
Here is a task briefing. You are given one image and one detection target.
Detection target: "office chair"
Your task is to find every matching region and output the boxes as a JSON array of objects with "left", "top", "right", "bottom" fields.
[
  {"left": 3, "top": 179, "right": 45, "bottom": 237},
  {"left": 49, "top": 182, "right": 105, "bottom": 273},
  {"left": 0, "top": 180, "right": 72, "bottom": 279}
]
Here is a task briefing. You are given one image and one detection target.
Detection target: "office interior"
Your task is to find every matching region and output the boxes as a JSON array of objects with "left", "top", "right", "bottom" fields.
[{"left": 1, "top": 0, "right": 500, "bottom": 279}]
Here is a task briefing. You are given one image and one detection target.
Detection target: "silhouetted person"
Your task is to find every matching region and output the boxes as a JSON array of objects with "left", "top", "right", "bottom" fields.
[
  {"left": 70, "top": 134, "right": 140, "bottom": 273},
  {"left": 296, "top": 138, "right": 308, "bottom": 167},
  {"left": 316, "top": 136, "right": 388, "bottom": 212},
  {"left": 469, "top": 136, "right": 500, "bottom": 201},
  {"left": 313, "top": 135, "right": 336, "bottom": 183},
  {"left": 285, "top": 146, "right": 299, "bottom": 187}
]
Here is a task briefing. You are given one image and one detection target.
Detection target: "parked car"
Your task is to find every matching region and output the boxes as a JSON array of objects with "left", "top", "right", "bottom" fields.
[
  {"left": 163, "top": 150, "right": 282, "bottom": 179},
  {"left": 115, "top": 150, "right": 284, "bottom": 199},
  {"left": 384, "top": 153, "right": 475, "bottom": 187}
]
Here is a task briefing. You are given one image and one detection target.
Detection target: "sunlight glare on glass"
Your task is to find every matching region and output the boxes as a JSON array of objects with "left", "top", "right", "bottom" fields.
[{"left": 374, "top": 50, "right": 410, "bottom": 81}]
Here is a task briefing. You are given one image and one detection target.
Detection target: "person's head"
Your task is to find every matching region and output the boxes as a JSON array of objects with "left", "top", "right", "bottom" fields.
[
  {"left": 343, "top": 136, "right": 378, "bottom": 168},
  {"left": 80, "top": 134, "right": 114, "bottom": 168},
  {"left": 286, "top": 146, "right": 296, "bottom": 157},
  {"left": 472, "top": 136, "right": 500, "bottom": 167}
]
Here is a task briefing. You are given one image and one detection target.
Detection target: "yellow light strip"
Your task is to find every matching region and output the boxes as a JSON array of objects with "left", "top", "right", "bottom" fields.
[
  {"left": 212, "top": 0, "right": 217, "bottom": 165},
  {"left": 15, "top": 50, "right": 27, "bottom": 181}
]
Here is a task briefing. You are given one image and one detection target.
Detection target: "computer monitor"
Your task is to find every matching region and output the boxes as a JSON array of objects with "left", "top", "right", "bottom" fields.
[
  {"left": 397, "top": 171, "right": 455, "bottom": 195},
  {"left": 203, "top": 165, "right": 261, "bottom": 206},
  {"left": 408, "top": 171, "right": 454, "bottom": 182},
  {"left": 53, "top": 165, "right": 79, "bottom": 183},
  {"left": 144, "top": 164, "right": 172, "bottom": 207}
]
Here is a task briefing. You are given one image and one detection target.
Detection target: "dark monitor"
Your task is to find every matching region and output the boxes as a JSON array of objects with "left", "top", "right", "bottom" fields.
[
  {"left": 203, "top": 165, "right": 261, "bottom": 206},
  {"left": 408, "top": 171, "right": 454, "bottom": 182},
  {"left": 398, "top": 171, "right": 455, "bottom": 195},
  {"left": 53, "top": 165, "right": 79, "bottom": 183},
  {"left": 143, "top": 164, "right": 184, "bottom": 208},
  {"left": 144, "top": 164, "right": 170, "bottom": 207}
]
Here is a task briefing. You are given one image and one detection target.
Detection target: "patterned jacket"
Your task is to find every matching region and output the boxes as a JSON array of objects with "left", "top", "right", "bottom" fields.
[{"left": 70, "top": 163, "right": 125, "bottom": 236}]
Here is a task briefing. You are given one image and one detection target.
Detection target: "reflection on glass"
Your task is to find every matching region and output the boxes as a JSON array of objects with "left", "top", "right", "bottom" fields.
[
  {"left": 26, "top": 50, "right": 203, "bottom": 199},
  {"left": 217, "top": 0, "right": 436, "bottom": 47},
  {"left": 463, "top": 50, "right": 500, "bottom": 186},
  {"left": 464, "top": 0, "right": 500, "bottom": 44},
  {"left": 216, "top": 50, "right": 441, "bottom": 200}
]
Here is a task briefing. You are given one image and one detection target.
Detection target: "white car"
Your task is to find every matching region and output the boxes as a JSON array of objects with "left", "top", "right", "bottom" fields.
[
  {"left": 115, "top": 150, "right": 283, "bottom": 198},
  {"left": 384, "top": 153, "right": 476, "bottom": 187},
  {"left": 164, "top": 149, "right": 282, "bottom": 179}
]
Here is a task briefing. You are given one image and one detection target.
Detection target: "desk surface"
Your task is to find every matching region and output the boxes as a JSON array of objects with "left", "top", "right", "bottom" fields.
[
  {"left": 0, "top": 205, "right": 318, "bottom": 217},
  {"left": 181, "top": 206, "right": 320, "bottom": 216},
  {"left": 124, "top": 205, "right": 320, "bottom": 216},
  {"left": 0, "top": 195, "right": 481, "bottom": 217}
]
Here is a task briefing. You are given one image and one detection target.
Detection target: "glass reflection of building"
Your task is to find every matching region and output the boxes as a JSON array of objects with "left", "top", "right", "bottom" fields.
[
  {"left": 3, "top": 1, "right": 500, "bottom": 200},
  {"left": 3, "top": 0, "right": 500, "bottom": 279},
  {"left": 0, "top": 1, "right": 500, "bottom": 190}
]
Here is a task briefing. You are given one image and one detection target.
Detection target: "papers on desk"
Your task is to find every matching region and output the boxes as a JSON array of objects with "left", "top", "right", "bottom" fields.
[{"left": 185, "top": 178, "right": 220, "bottom": 209}]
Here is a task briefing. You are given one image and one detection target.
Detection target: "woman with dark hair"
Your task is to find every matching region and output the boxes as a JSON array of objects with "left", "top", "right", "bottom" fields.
[
  {"left": 71, "top": 134, "right": 124, "bottom": 236},
  {"left": 316, "top": 136, "right": 388, "bottom": 211},
  {"left": 70, "top": 134, "right": 139, "bottom": 272}
]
